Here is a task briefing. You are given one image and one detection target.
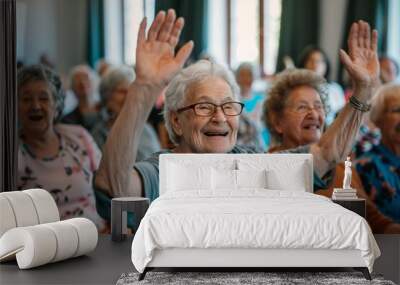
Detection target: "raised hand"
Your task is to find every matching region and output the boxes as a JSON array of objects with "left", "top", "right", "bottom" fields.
[
  {"left": 135, "top": 9, "right": 194, "bottom": 90},
  {"left": 339, "top": 20, "right": 379, "bottom": 89}
]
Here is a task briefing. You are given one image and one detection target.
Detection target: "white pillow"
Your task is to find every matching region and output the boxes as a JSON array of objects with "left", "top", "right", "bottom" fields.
[
  {"left": 266, "top": 165, "right": 307, "bottom": 191},
  {"left": 237, "top": 169, "right": 267, "bottom": 189},
  {"left": 211, "top": 169, "right": 268, "bottom": 190},
  {"left": 167, "top": 163, "right": 212, "bottom": 191},
  {"left": 212, "top": 168, "right": 237, "bottom": 190}
]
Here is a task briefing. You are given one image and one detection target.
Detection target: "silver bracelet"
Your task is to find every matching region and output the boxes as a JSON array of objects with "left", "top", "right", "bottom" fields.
[{"left": 349, "top": 96, "right": 371, "bottom": 112}]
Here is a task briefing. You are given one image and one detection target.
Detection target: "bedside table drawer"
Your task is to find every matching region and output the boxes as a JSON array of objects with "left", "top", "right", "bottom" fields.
[{"left": 332, "top": 199, "right": 366, "bottom": 218}]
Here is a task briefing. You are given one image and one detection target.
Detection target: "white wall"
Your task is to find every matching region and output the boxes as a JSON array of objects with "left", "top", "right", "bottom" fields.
[
  {"left": 16, "top": 0, "right": 88, "bottom": 75},
  {"left": 17, "top": 0, "right": 58, "bottom": 65},
  {"left": 56, "top": 0, "right": 88, "bottom": 74},
  {"left": 319, "top": 0, "right": 348, "bottom": 82}
]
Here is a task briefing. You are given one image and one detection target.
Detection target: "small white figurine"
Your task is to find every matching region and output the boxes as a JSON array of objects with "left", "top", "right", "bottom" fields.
[{"left": 343, "top": 156, "right": 352, "bottom": 189}]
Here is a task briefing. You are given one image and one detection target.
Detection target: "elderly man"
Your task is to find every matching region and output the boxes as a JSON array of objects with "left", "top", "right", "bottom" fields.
[{"left": 95, "top": 9, "right": 379, "bottom": 200}]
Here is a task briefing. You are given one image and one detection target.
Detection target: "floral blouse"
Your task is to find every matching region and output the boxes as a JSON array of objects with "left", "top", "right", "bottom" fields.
[
  {"left": 18, "top": 124, "right": 105, "bottom": 229},
  {"left": 355, "top": 144, "right": 400, "bottom": 223},
  {"left": 354, "top": 124, "right": 381, "bottom": 158}
]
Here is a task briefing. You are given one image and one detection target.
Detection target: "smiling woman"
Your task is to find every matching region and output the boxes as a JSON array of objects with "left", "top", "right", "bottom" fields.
[
  {"left": 355, "top": 84, "right": 400, "bottom": 226},
  {"left": 263, "top": 68, "right": 329, "bottom": 150},
  {"left": 16, "top": 65, "right": 106, "bottom": 231},
  {"left": 263, "top": 69, "right": 400, "bottom": 233},
  {"left": 165, "top": 61, "right": 242, "bottom": 154},
  {"left": 95, "top": 13, "right": 381, "bottom": 210}
]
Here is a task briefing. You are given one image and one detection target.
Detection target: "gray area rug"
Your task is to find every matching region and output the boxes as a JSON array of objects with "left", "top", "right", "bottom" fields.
[{"left": 116, "top": 271, "right": 396, "bottom": 285}]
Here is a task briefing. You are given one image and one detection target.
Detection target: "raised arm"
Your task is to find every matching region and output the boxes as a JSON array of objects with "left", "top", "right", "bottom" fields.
[
  {"left": 95, "top": 10, "right": 193, "bottom": 197},
  {"left": 311, "top": 20, "right": 379, "bottom": 177}
]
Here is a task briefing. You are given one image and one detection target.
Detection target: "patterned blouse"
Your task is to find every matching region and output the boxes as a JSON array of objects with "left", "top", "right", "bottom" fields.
[
  {"left": 355, "top": 143, "right": 400, "bottom": 223},
  {"left": 354, "top": 124, "right": 381, "bottom": 158},
  {"left": 18, "top": 124, "right": 105, "bottom": 230}
]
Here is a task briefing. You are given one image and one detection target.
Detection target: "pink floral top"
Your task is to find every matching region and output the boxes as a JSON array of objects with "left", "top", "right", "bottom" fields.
[{"left": 18, "top": 124, "right": 105, "bottom": 230}]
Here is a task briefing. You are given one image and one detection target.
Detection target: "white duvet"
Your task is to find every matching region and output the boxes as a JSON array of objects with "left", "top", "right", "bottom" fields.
[{"left": 131, "top": 190, "right": 380, "bottom": 273}]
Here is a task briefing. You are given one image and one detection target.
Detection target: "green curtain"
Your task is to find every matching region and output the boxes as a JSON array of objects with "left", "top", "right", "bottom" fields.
[
  {"left": 87, "top": 0, "right": 105, "bottom": 67},
  {"left": 276, "top": 0, "right": 320, "bottom": 72},
  {"left": 338, "top": 0, "right": 389, "bottom": 84},
  {"left": 341, "top": 0, "right": 388, "bottom": 54},
  {"left": 155, "top": 0, "right": 208, "bottom": 61}
]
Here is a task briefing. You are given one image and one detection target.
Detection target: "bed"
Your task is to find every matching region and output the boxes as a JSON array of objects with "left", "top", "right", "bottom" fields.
[{"left": 131, "top": 154, "right": 380, "bottom": 280}]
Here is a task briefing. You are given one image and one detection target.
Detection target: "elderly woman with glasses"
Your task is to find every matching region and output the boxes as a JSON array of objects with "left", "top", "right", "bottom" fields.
[
  {"left": 17, "top": 65, "right": 106, "bottom": 231},
  {"left": 263, "top": 69, "right": 328, "bottom": 151},
  {"left": 355, "top": 84, "right": 400, "bottom": 227},
  {"left": 95, "top": 10, "right": 380, "bottom": 203},
  {"left": 263, "top": 69, "right": 400, "bottom": 233}
]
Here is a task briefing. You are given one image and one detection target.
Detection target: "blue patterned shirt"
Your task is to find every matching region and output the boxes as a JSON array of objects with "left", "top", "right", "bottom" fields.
[{"left": 356, "top": 144, "right": 400, "bottom": 223}]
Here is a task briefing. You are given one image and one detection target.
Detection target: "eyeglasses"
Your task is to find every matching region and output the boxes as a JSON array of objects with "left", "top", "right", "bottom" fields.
[
  {"left": 286, "top": 103, "right": 325, "bottom": 115},
  {"left": 388, "top": 107, "right": 400, "bottom": 114},
  {"left": 177, "top": 102, "right": 244, "bottom": 117}
]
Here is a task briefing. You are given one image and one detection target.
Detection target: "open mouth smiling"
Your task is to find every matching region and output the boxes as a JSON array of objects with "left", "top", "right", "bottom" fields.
[
  {"left": 302, "top": 122, "right": 321, "bottom": 130},
  {"left": 28, "top": 114, "right": 45, "bottom": 121},
  {"left": 203, "top": 131, "right": 229, "bottom": 137}
]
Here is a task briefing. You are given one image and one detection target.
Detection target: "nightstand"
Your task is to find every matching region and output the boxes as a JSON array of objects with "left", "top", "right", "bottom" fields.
[
  {"left": 111, "top": 197, "right": 149, "bottom": 242},
  {"left": 332, "top": 198, "right": 366, "bottom": 218}
]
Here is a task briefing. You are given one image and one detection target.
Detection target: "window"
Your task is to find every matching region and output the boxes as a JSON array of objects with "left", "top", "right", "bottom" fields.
[
  {"left": 207, "top": 0, "right": 282, "bottom": 75},
  {"left": 105, "top": 0, "right": 282, "bottom": 72},
  {"left": 387, "top": 0, "right": 400, "bottom": 80},
  {"left": 207, "top": 0, "right": 228, "bottom": 66},
  {"left": 123, "top": 0, "right": 155, "bottom": 65},
  {"left": 230, "top": 0, "right": 260, "bottom": 68},
  {"left": 262, "top": 0, "right": 282, "bottom": 75},
  {"left": 104, "top": 0, "right": 123, "bottom": 64},
  {"left": 104, "top": 0, "right": 155, "bottom": 65}
]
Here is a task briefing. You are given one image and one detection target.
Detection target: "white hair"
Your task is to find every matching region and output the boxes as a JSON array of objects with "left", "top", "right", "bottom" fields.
[
  {"left": 235, "top": 62, "right": 259, "bottom": 78},
  {"left": 370, "top": 83, "right": 400, "bottom": 125},
  {"left": 163, "top": 59, "right": 240, "bottom": 145},
  {"left": 99, "top": 65, "right": 135, "bottom": 102},
  {"left": 69, "top": 64, "right": 99, "bottom": 91}
]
